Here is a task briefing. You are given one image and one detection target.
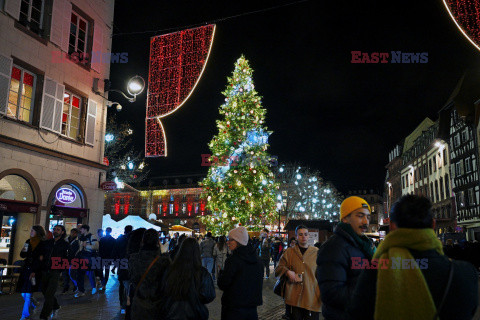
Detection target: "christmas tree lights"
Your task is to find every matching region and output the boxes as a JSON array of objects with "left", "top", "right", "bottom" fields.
[
  {"left": 444, "top": 0, "right": 480, "bottom": 51},
  {"left": 200, "top": 56, "right": 279, "bottom": 235}
]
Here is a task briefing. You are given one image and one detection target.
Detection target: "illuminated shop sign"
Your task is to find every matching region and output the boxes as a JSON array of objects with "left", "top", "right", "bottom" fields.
[{"left": 56, "top": 188, "right": 76, "bottom": 204}]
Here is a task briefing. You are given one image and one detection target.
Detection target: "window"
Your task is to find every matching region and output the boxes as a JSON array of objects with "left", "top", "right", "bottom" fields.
[
  {"left": 445, "top": 174, "right": 450, "bottom": 197},
  {"left": 456, "top": 162, "right": 462, "bottom": 177},
  {"left": 440, "top": 177, "right": 444, "bottom": 201},
  {"left": 433, "top": 157, "right": 437, "bottom": 172},
  {"left": 402, "top": 176, "right": 405, "bottom": 189},
  {"left": 430, "top": 182, "right": 434, "bottom": 201},
  {"left": 461, "top": 129, "right": 468, "bottom": 143},
  {"left": 62, "top": 91, "right": 82, "bottom": 139},
  {"left": 68, "top": 11, "right": 89, "bottom": 59},
  {"left": 454, "top": 134, "right": 460, "bottom": 147},
  {"left": 429, "top": 159, "right": 432, "bottom": 175},
  {"left": 170, "top": 195, "right": 174, "bottom": 202},
  {"left": 19, "top": 0, "right": 44, "bottom": 33},
  {"left": 437, "top": 152, "right": 442, "bottom": 168},
  {"left": 435, "top": 181, "right": 439, "bottom": 203},
  {"left": 458, "top": 191, "right": 465, "bottom": 208},
  {"left": 182, "top": 203, "right": 186, "bottom": 214},
  {"left": 7, "top": 65, "right": 36, "bottom": 123},
  {"left": 443, "top": 149, "right": 447, "bottom": 166},
  {"left": 467, "top": 189, "right": 475, "bottom": 206},
  {"left": 169, "top": 204, "right": 173, "bottom": 215},
  {"left": 465, "top": 158, "right": 472, "bottom": 173},
  {"left": 195, "top": 203, "right": 199, "bottom": 214}
]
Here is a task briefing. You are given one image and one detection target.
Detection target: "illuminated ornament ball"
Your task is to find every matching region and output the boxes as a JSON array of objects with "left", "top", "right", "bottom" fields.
[
  {"left": 444, "top": 0, "right": 480, "bottom": 51},
  {"left": 146, "top": 24, "right": 216, "bottom": 157}
]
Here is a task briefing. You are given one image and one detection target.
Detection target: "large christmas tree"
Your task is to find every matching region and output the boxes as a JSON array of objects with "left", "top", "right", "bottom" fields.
[{"left": 200, "top": 56, "right": 279, "bottom": 235}]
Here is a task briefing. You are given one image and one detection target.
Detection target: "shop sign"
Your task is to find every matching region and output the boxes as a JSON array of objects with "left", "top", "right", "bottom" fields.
[
  {"left": 101, "top": 181, "right": 117, "bottom": 191},
  {"left": 56, "top": 188, "right": 76, "bottom": 204},
  {"left": 29, "top": 207, "right": 37, "bottom": 213}
]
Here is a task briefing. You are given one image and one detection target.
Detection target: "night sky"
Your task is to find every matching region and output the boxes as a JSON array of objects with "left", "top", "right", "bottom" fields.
[{"left": 109, "top": 0, "right": 480, "bottom": 193}]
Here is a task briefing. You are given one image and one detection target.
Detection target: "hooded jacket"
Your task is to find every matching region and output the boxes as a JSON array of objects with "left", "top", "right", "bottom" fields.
[{"left": 217, "top": 243, "right": 263, "bottom": 308}]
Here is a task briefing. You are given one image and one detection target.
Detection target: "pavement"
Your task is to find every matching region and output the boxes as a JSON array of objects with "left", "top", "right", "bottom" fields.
[{"left": 0, "top": 264, "right": 287, "bottom": 320}]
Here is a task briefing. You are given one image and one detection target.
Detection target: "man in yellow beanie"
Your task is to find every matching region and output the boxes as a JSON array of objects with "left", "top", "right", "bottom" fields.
[{"left": 316, "top": 196, "right": 375, "bottom": 320}]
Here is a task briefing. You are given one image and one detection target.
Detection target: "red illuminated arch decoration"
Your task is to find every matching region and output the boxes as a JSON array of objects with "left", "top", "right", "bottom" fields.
[
  {"left": 146, "top": 24, "right": 216, "bottom": 157},
  {"left": 444, "top": 0, "right": 480, "bottom": 51}
]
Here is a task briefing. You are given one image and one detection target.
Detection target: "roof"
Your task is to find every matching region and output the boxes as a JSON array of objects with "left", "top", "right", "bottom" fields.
[
  {"left": 442, "top": 71, "right": 480, "bottom": 125},
  {"left": 402, "top": 118, "right": 435, "bottom": 154},
  {"left": 284, "top": 219, "right": 333, "bottom": 231}
]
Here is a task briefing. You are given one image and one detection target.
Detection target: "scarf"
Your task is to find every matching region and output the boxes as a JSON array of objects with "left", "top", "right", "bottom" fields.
[
  {"left": 30, "top": 236, "right": 42, "bottom": 251},
  {"left": 336, "top": 222, "right": 375, "bottom": 259},
  {"left": 373, "top": 228, "right": 444, "bottom": 320}
]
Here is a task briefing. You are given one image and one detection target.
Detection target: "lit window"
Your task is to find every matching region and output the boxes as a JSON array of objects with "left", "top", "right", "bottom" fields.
[
  {"left": 62, "top": 91, "right": 82, "bottom": 139},
  {"left": 8, "top": 66, "right": 36, "bottom": 123}
]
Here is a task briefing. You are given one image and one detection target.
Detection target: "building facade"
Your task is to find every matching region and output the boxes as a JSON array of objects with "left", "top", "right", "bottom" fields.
[
  {"left": 0, "top": 0, "right": 114, "bottom": 264},
  {"left": 384, "top": 143, "right": 403, "bottom": 227},
  {"left": 400, "top": 119, "right": 455, "bottom": 234}
]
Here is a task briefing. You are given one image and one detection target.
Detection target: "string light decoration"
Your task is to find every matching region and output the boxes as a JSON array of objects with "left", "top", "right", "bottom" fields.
[
  {"left": 444, "top": 0, "right": 480, "bottom": 51},
  {"left": 200, "top": 55, "right": 279, "bottom": 235},
  {"left": 146, "top": 24, "right": 216, "bottom": 157}
]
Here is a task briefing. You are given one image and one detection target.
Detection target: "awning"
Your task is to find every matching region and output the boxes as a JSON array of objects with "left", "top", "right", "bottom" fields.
[
  {"left": 169, "top": 225, "right": 193, "bottom": 232},
  {"left": 51, "top": 205, "right": 88, "bottom": 218},
  {"left": 0, "top": 199, "right": 39, "bottom": 214}
]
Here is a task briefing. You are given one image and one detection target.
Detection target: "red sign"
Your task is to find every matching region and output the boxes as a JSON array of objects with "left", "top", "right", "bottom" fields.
[
  {"left": 103, "top": 157, "right": 109, "bottom": 166},
  {"left": 101, "top": 181, "right": 117, "bottom": 191}
]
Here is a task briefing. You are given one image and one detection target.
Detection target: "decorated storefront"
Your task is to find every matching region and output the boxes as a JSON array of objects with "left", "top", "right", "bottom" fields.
[
  {"left": 0, "top": 172, "right": 40, "bottom": 265},
  {"left": 47, "top": 182, "right": 88, "bottom": 235}
]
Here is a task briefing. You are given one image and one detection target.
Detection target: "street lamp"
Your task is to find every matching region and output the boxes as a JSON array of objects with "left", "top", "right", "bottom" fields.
[{"left": 93, "top": 75, "right": 146, "bottom": 111}]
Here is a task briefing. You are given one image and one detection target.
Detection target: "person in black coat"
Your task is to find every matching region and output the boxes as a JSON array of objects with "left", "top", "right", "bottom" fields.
[
  {"left": 316, "top": 196, "right": 374, "bottom": 320},
  {"left": 113, "top": 225, "right": 133, "bottom": 314},
  {"left": 160, "top": 237, "right": 215, "bottom": 320},
  {"left": 129, "top": 229, "right": 171, "bottom": 320},
  {"left": 348, "top": 195, "right": 478, "bottom": 320},
  {"left": 99, "top": 227, "right": 116, "bottom": 290},
  {"left": 62, "top": 228, "right": 79, "bottom": 293},
  {"left": 18, "top": 225, "right": 46, "bottom": 320},
  {"left": 218, "top": 226, "right": 263, "bottom": 320},
  {"left": 39, "top": 225, "right": 69, "bottom": 320}
]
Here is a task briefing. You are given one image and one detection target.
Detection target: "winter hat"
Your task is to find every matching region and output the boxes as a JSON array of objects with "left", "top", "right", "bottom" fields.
[
  {"left": 228, "top": 226, "right": 249, "bottom": 246},
  {"left": 340, "top": 196, "right": 371, "bottom": 221}
]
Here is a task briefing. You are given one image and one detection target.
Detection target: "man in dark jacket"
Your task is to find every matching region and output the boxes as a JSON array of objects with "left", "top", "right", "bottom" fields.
[
  {"left": 40, "top": 225, "right": 69, "bottom": 320},
  {"left": 316, "top": 196, "right": 374, "bottom": 320},
  {"left": 99, "top": 227, "right": 116, "bottom": 290},
  {"left": 348, "top": 195, "right": 478, "bottom": 320},
  {"left": 113, "top": 225, "right": 133, "bottom": 314},
  {"left": 62, "top": 228, "right": 79, "bottom": 294},
  {"left": 218, "top": 226, "right": 263, "bottom": 320}
]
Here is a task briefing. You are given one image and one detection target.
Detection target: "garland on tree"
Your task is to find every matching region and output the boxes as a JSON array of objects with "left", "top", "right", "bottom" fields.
[{"left": 200, "top": 55, "right": 279, "bottom": 235}]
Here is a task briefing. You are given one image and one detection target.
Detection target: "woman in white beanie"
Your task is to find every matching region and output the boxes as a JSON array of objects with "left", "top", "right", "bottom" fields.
[{"left": 217, "top": 226, "right": 264, "bottom": 320}]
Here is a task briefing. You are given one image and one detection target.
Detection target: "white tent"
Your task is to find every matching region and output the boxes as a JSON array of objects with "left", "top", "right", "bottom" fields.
[{"left": 102, "top": 214, "right": 162, "bottom": 238}]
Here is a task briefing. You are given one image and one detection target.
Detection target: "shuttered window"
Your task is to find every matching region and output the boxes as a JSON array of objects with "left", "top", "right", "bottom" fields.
[
  {"left": 61, "top": 90, "right": 82, "bottom": 139},
  {"left": 19, "top": 0, "right": 44, "bottom": 33}
]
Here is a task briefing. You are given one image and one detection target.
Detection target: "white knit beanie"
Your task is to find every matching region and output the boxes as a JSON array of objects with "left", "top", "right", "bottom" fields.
[{"left": 228, "top": 226, "right": 249, "bottom": 246}]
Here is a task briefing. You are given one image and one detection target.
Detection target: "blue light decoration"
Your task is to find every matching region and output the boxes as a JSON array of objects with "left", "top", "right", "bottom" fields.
[
  {"left": 211, "top": 129, "right": 270, "bottom": 182},
  {"left": 128, "top": 162, "right": 134, "bottom": 170},
  {"left": 8, "top": 218, "right": 15, "bottom": 225},
  {"left": 105, "top": 134, "right": 114, "bottom": 142}
]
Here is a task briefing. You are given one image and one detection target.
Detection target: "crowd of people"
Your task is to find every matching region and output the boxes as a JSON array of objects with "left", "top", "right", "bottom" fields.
[{"left": 12, "top": 194, "right": 480, "bottom": 320}]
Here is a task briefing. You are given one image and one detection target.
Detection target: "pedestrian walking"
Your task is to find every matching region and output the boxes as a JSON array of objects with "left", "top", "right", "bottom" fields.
[
  {"left": 259, "top": 234, "right": 272, "bottom": 279},
  {"left": 161, "top": 237, "right": 216, "bottom": 319},
  {"left": 275, "top": 225, "right": 321, "bottom": 320},
  {"left": 39, "top": 225, "right": 69, "bottom": 320},
  {"left": 124, "top": 228, "right": 147, "bottom": 320},
  {"left": 213, "top": 235, "right": 229, "bottom": 280},
  {"left": 348, "top": 195, "right": 479, "bottom": 320},
  {"left": 99, "top": 227, "right": 116, "bottom": 290},
  {"left": 271, "top": 237, "right": 283, "bottom": 269},
  {"left": 316, "top": 196, "right": 375, "bottom": 320},
  {"left": 62, "top": 228, "right": 79, "bottom": 294},
  {"left": 113, "top": 225, "right": 133, "bottom": 314},
  {"left": 218, "top": 226, "right": 263, "bottom": 320},
  {"left": 75, "top": 225, "right": 99, "bottom": 297},
  {"left": 200, "top": 232, "right": 216, "bottom": 278},
  {"left": 17, "top": 225, "right": 45, "bottom": 320},
  {"left": 129, "top": 228, "right": 170, "bottom": 320}
]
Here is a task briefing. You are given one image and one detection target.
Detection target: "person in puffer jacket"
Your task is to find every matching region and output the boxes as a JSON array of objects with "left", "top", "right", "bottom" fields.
[{"left": 218, "top": 226, "right": 263, "bottom": 320}]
